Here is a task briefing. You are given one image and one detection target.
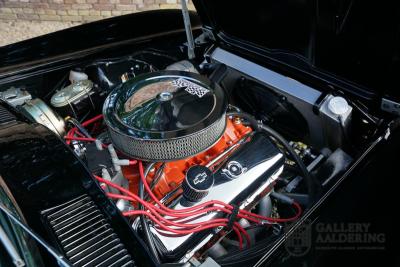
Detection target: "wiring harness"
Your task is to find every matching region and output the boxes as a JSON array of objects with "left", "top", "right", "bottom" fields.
[{"left": 63, "top": 113, "right": 306, "bottom": 263}]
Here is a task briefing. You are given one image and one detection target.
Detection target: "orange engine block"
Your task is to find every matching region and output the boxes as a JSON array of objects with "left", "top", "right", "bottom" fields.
[{"left": 122, "top": 117, "right": 252, "bottom": 201}]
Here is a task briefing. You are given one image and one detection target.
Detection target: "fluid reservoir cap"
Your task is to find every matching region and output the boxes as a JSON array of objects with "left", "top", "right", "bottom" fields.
[
  {"left": 328, "top": 96, "right": 350, "bottom": 116},
  {"left": 69, "top": 70, "right": 88, "bottom": 84},
  {"left": 182, "top": 165, "right": 214, "bottom": 202},
  {"left": 51, "top": 80, "right": 93, "bottom": 108}
]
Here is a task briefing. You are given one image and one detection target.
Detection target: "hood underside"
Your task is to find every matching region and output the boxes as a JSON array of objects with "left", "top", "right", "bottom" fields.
[{"left": 193, "top": 0, "right": 400, "bottom": 98}]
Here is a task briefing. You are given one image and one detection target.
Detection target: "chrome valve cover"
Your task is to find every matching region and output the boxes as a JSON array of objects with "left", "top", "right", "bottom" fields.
[{"left": 151, "top": 132, "right": 285, "bottom": 262}]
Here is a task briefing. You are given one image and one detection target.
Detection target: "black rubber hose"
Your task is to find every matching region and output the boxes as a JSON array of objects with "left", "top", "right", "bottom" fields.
[
  {"left": 139, "top": 162, "right": 161, "bottom": 264},
  {"left": 216, "top": 234, "right": 279, "bottom": 266},
  {"left": 227, "top": 111, "right": 317, "bottom": 205}
]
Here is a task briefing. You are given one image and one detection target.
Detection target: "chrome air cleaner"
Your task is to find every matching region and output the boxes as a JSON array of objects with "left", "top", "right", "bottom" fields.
[{"left": 103, "top": 71, "right": 227, "bottom": 161}]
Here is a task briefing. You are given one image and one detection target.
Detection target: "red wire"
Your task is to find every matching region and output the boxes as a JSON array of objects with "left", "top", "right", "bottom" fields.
[
  {"left": 82, "top": 114, "right": 103, "bottom": 127},
  {"left": 74, "top": 131, "right": 86, "bottom": 138},
  {"left": 109, "top": 193, "right": 251, "bottom": 248},
  {"left": 64, "top": 136, "right": 108, "bottom": 149},
  {"left": 98, "top": 176, "right": 284, "bottom": 250},
  {"left": 100, "top": 179, "right": 248, "bottom": 247},
  {"left": 101, "top": 181, "right": 231, "bottom": 222},
  {"left": 122, "top": 209, "right": 229, "bottom": 235},
  {"left": 100, "top": 178, "right": 232, "bottom": 220},
  {"left": 138, "top": 161, "right": 235, "bottom": 214},
  {"left": 66, "top": 128, "right": 74, "bottom": 145},
  {"left": 65, "top": 136, "right": 97, "bottom": 142},
  {"left": 65, "top": 114, "right": 104, "bottom": 145},
  {"left": 62, "top": 114, "right": 251, "bottom": 246},
  {"left": 232, "top": 227, "right": 243, "bottom": 250},
  {"left": 137, "top": 161, "right": 302, "bottom": 223},
  {"left": 97, "top": 168, "right": 302, "bottom": 225},
  {"left": 72, "top": 114, "right": 301, "bottom": 248}
]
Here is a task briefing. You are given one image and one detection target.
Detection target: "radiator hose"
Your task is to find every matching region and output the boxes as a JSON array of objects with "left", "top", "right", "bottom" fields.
[{"left": 227, "top": 111, "right": 317, "bottom": 205}]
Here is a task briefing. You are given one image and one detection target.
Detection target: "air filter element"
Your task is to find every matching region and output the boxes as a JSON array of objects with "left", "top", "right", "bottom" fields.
[{"left": 103, "top": 71, "right": 227, "bottom": 161}]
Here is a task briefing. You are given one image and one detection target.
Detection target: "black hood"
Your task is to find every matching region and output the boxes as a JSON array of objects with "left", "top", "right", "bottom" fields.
[{"left": 193, "top": 0, "right": 400, "bottom": 98}]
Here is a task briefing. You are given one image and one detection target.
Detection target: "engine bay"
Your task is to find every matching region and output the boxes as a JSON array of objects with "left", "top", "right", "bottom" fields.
[{"left": 0, "top": 37, "right": 388, "bottom": 266}]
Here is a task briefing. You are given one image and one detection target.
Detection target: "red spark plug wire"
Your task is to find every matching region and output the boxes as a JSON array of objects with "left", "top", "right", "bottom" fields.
[
  {"left": 96, "top": 177, "right": 250, "bottom": 248},
  {"left": 65, "top": 114, "right": 104, "bottom": 144},
  {"left": 119, "top": 198, "right": 249, "bottom": 248},
  {"left": 137, "top": 161, "right": 302, "bottom": 223},
  {"left": 81, "top": 114, "right": 104, "bottom": 127},
  {"left": 65, "top": 136, "right": 97, "bottom": 142},
  {"left": 94, "top": 160, "right": 300, "bottom": 251}
]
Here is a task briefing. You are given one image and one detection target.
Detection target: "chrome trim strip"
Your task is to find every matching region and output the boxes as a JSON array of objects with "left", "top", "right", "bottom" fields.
[{"left": 210, "top": 48, "right": 326, "bottom": 148}]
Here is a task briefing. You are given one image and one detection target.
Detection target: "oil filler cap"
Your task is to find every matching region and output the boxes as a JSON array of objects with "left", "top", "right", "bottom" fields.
[{"left": 182, "top": 165, "right": 214, "bottom": 202}]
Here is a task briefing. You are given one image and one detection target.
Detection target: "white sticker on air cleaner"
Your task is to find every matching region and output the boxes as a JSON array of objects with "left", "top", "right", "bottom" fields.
[{"left": 172, "top": 78, "right": 210, "bottom": 98}]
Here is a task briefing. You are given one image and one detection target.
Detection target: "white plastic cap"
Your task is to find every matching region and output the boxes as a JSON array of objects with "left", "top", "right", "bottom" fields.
[
  {"left": 328, "top": 96, "right": 350, "bottom": 116},
  {"left": 69, "top": 70, "right": 88, "bottom": 84}
]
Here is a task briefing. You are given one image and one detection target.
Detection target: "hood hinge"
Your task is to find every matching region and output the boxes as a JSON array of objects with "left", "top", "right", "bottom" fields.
[
  {"left": 381, "top": 98, "right": 400, "bottom": 116},
  {"left": 195, "top": 27, "right": 216, "bottom": 45}
]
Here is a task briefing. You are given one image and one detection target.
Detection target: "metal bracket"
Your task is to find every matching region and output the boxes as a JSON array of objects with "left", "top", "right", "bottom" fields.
[
  {"left": 381, "top": 98, "right": 400, "bottom": 116},
  {"left": 195, "top": 28, "right": 216, "bottom": 45}
]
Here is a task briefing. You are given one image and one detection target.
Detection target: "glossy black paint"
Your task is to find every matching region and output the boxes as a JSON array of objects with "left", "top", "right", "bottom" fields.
[
  {"left": 194, "top": 0, "right": 400, "bottom": 99},
  {"left": 0, "top": 104, "right": 154, "bottom": 266},
  {"left": 85, "top": 57, "right": 156, "bottom": 92},
  {"left": 232, "top": 78, "right": 309, "bottom": 142},
  {"left": 266, "top": 126, "right": 400, "bottom": 267},
  {"left": 0, "top": 5, "right": 396, "bottom": 267}
]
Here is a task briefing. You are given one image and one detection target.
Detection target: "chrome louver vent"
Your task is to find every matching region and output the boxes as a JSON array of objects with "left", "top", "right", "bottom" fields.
[
  {"left": 42, "top": 195, "right": 135, "bottom": 267},
  {"left": 0, "top": 105, "right": 16, "bottom": 124}
]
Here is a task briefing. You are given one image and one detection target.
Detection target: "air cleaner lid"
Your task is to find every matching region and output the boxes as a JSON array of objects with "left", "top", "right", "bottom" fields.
[{"left": 103, "top": 71, "right": 227, "bottom": 140}]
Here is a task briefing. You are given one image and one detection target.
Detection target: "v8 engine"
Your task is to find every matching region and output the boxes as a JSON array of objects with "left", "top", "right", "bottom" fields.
[
  {"left": 1, "top": 47, "right": 362, "bottom": 266},
  {"left": 98, "top": 71, "right": 287, "bottom": 260},
  {"left": 95, "top": 71, "right": 306, "bottom": 262}
]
